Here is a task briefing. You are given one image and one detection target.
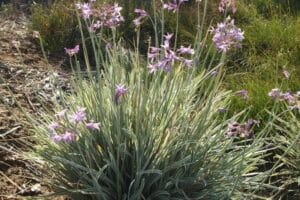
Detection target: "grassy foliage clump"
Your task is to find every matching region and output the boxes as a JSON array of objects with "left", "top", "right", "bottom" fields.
[{"left": 29, "top": 1, "right": 272, "bottom": 199}]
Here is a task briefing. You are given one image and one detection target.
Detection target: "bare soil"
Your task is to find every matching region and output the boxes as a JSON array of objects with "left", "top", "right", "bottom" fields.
[{"left": 0, "top": 7, "right": 69, "bottom": 200}]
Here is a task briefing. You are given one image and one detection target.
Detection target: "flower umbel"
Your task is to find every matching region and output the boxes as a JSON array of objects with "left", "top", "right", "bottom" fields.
[
  {"left": 99, "top": 3, "right": 124, "bottom": 28},
  {"left": 210, "top": 16, "right": 244, "bottom": 52},
  {"left": 76, "top": 3, "right": 93, "bottom": 19},
  {"left": 147, "top": 33, "right": 194, "bottom": 72}
]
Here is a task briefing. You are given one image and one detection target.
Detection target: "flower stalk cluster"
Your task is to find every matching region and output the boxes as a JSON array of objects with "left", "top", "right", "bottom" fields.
[{"left": 47, "top": 107, "right": 100, "bottom": 144}]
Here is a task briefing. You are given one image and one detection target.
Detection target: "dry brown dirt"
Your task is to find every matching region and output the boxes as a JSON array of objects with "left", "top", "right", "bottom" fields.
[{"left": 0, "top": 7, "right": 69, "bottom": 200}]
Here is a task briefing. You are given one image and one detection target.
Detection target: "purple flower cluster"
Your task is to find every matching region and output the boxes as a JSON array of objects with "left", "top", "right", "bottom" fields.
[
  {"left": 133, "top": 9, "right": 148, "bottom": 27},
  {"left": 163, "top": 0, "right": 189, "bottom": 13},
  {"left": 115, "top": 84, "right": 128, "bottom": 104},
  {"left": 218, "top": 0, "right": 237, "bottom": 14},
  {"left": 64, "top": 45, "right": 80, "bottom": 57},
  {"left": 268, "top": 88, "right": 299, "bottom": 109},
  {"left": 75, "top": 1, "right": 124, "bottom": 31},
  {"left": 227, "top": 119, "right": 259, "bottom": 138},
  {"left": 48, "top": 107, "right": 100, "bottom": 144},
  {"left": 210, "top": 16, "right": 244, "bottom": 52},
  {"left": 147, "top": 33, "right": 194, "bottom": 73},
  {"left": 99, "top": 3, "right": 124, "bottom": 28}
]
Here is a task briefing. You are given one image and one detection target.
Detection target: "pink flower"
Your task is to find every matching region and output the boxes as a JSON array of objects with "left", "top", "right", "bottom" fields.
[
  {"left": 218, "top": 0, "right": 237, "bottom": 14},
  {"left": 71, "top": 107, "right": 86, "bottom": 124},
  {"left": 148, "top": 47, "right": 161, "bottom": 62},
  {"left": 161, "top": 33, "right": 174, "bottom": 50},
  {"left": 177, "top": 45, "right": 195, "bottom": 55},
  {"left": 134, "top": 9, "right": 148, "bottom": 17},
  {"left": 76, "top": 3, "right": 93, "bottom": 19},
  {"left": 182, "top": 59, "right": 193, "bottom": 68},
  {"left": 115, "top": 84, "right": 128, "bottom": 104},
  {"left": 89, "top": 20, "right": 102, "bottom": 32},
  {"left": 163, "top": 0, "right": 189, "bottom": 13},
  {"left": 86, "top": 122, "right": 100, "bottom": 130},
  {"left": 147, "top": 63, "right": 159, "bottom": 74},
  {"left": 163, "top": 1, "right": 178, "bottom": 13},
  {"left": 62, "top": 131, "right": 76, "bottom": 143},
  {"left": 64, "top": 45, "right": 80, "bottom": 56}
]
